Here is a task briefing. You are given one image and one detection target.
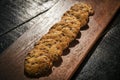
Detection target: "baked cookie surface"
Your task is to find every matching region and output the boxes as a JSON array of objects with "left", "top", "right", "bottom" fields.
[{"left": 24, "top": 2, "right": 94, "bottom": 77}]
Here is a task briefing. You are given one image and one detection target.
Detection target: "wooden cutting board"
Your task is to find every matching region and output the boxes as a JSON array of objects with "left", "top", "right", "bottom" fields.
[{"left": 0, "top": 0, "right": 119, "bottom": 80}]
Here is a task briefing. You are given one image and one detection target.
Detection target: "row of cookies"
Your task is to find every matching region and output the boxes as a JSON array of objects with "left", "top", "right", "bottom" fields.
[{"left": 24, "top": 2, "right": 94, "bottom": 77}]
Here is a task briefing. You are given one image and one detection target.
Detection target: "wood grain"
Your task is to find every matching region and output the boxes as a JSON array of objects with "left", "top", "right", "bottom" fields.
[
  {"left": 0, "top": 0, "right": 119, "bottom": 80},
  {"left": 0, "top": 0, "right": 58, "bottom": 36}
]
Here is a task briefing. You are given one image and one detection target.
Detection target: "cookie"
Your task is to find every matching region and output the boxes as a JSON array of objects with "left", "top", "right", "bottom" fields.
[
  {"left": 37, "top": 39, "right": 63, "bottom": 60},
  {"left": 70, "top": 3, "right": 94, "bottom": 15},
  {"left": 24, "top": 51, "right": 52, "bottom": 76},
  {"left": 64, "top": 10, "right": 89, "bottom": 26},
  {"left": 42, "top": 31, "right": 71, "bottom": 49}
]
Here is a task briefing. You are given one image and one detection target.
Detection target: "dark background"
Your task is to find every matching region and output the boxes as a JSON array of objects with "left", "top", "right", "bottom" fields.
[{"left": 0, "top": 0, "right": 120, "bottom": 80}]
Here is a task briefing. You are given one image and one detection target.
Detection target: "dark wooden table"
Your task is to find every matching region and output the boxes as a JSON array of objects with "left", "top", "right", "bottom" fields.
[{"left": 0, "top": 0, "right": 120, "bottom": 80}]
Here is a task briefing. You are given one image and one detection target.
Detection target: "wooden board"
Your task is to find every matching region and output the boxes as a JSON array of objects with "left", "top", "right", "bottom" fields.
[
  {"left": 71, "top": 11, "right": 120, "bottom": 80},
  {"left": 0, "top": 0, "right": 119, "bottom": 80}
]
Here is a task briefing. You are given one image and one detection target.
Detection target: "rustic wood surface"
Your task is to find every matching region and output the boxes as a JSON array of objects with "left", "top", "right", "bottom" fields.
[
  {"left": 0, "top": 0, "right": 58, "bottom": 36},
  {"left": 0, "top": 0, "right": 58, "bottom": 53},
  {"left": 0, "top": 0, "right": 119, "bottom": 80}
]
